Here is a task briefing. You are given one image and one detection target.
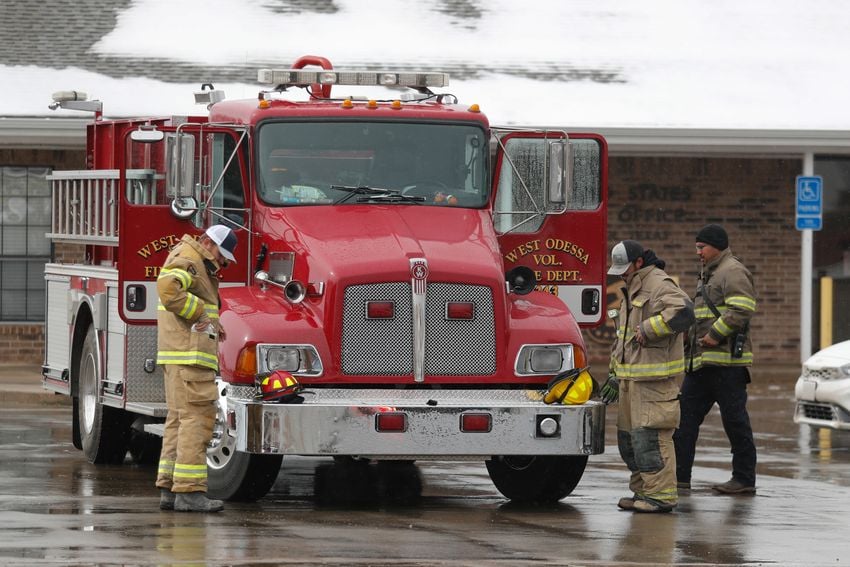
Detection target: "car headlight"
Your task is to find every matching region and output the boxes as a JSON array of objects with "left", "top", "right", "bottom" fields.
[
  {"left": 257, "top": 344, "right": 323, "bottom": 376},
  {"left": 515, "top": 344, "right": 573, "bottom": 376},
  {"left": 839, "top": 363, "right": 850, "bottom": 377}
]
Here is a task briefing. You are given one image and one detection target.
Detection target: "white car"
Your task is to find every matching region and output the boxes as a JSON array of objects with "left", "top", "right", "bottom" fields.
[{"left": 795, "top": 340, "right": 850, "bottom": 430}]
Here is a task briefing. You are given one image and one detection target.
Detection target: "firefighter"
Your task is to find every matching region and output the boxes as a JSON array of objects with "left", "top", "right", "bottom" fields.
[
  {"left": 602, "top": 240, "right": 695, "bottom": 513},
  {"left": 155, "top": 224, "right": 237, "bottom": 512},
  {"left": 674, "top": 224, "right": 758, "bottom": 494}
]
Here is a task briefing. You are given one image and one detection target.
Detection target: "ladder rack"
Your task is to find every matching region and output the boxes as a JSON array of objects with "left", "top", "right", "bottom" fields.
[{"left": 47, "top": 169, "right": 162, "bottom": 245}]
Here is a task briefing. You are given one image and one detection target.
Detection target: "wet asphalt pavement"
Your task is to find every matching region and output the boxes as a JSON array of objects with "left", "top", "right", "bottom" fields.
[{"left": 1, "top": 369, "right": 849, "bottom": 566}]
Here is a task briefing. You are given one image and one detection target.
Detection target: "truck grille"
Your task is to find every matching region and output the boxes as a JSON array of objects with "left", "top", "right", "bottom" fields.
[{"left": 342, "top": 283, "right": 496, "bottom": 376}]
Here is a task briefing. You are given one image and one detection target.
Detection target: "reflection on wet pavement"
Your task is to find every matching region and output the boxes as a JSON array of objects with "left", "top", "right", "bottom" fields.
[{"left": 1, "top": 369, "right": 849, "bottom": 565}]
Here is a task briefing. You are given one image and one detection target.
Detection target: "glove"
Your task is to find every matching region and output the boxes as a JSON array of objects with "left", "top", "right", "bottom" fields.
[
  {"left": 601, "top": 374, "right": 619, "bottom": 404},
  {"left": 191, "top": 316, "right": 216, "bottom": 338}
]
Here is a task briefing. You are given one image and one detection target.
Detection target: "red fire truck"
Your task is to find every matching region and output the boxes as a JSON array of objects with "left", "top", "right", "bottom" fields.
[{"left": 43, "top": 55, "right": 608, "bottom": 503}]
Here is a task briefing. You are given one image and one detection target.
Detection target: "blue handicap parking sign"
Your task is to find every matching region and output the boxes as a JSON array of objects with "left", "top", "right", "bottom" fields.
[{"left": 796, "top": 175, "right": 823, "bottom": 231}]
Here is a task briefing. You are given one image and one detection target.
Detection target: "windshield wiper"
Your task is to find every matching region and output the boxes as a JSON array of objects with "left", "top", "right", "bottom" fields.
[
  {"left": 356, "top": 193, "right": 425, "bottom": 204},
  {"left": 331, "top": 184, "right": 392, "bottom": 204}
]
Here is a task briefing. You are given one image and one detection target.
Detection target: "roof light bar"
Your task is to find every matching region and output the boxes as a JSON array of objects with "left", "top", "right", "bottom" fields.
[{"left": 257, "top": 69, "right": 449, "bottom": 89}]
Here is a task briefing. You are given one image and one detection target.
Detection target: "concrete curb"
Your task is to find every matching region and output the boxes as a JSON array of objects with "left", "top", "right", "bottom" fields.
[
  {"left": 0, "top": 364, "right": 70, "bottom": 406},
  {"left": 0, "top": 390, "right": 71, "bottom": 406}
]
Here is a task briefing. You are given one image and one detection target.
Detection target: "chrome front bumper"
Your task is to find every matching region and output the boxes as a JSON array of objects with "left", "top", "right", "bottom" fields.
[{"left": 226, "top": 389, "right": 605, "bottom": 458}]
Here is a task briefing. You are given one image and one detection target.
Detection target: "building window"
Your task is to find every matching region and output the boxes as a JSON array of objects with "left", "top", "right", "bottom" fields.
[{"left": 0, "top": 166, "right": 51, "bottom": 321}]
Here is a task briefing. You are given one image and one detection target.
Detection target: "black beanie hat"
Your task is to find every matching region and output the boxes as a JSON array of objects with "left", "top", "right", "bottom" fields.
[{"left": 696, "top": 224, "right": 729, "bottom": 250}]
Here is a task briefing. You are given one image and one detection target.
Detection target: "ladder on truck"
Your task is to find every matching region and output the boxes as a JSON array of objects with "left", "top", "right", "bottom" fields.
[{"left": 47, "top": 169, "right": 163, "bottom": 244}]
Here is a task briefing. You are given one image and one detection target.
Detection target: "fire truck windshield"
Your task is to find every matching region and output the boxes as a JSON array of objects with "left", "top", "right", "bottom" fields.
[{"left": 257, "top": 121, "right": 488, "bottom": 207}]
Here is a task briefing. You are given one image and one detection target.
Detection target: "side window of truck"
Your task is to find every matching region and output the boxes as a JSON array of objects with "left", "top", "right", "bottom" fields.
[
  {"left": 125, "top": 135, "right": 169, "bottom": 205},
  {"left": 494, "top": 137, "right": 601, "bottom": 234},
  {"left": 204, "top": 132, "right": 247, "bottom": 227}
]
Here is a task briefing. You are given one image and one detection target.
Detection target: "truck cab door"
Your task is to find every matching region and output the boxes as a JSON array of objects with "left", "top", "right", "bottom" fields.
[
  {"left": 118, "top": 124, "right": 250, "bottom": 323},
  {"left": 493, "top": 130, "right": 608, "bottom": 328}
]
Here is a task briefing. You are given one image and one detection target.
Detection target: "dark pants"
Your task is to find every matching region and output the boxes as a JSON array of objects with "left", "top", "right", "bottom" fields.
[{"left": 673, "top": 366, "right": 757, "bottom": 486}]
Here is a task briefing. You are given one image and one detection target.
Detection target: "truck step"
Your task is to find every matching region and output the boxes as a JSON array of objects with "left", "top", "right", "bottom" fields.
[{"left": 144, "top": 423, "right": 165, "bottom": 437}]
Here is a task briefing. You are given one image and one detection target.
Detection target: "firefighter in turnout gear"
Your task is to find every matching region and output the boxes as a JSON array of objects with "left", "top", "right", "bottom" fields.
[
  {"left": 155, "top": 225, "right": 237, "bottom": 512},
  {"left": 674, "top": 224, "right": 758, "bottom": 495},
  {"left": 604, "top": 240, "right": 694, "bottom": 513}
]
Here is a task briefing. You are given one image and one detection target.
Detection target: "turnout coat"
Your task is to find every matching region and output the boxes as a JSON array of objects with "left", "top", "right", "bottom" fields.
[
  {"left": 611, "top": 265, "right": 695, "bottom": 380},
  {"left": 156, "top": 235, "right": 222, "bottom": 372}
]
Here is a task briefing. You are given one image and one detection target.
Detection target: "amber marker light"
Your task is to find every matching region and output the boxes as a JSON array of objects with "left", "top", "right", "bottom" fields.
[
  {"left": 341, "top": 99, "right": 354, "bottom": 109},
  {"left": 391, "top": 100, "right": 402, "bottom": 110},
  {"left": 367, "top": 100, "right": 378, "bottom": 109},
  {"left": 258, "top": 99, "right": 271, "bottom": 109},
  {"left": 233, "top": 346, "right": 258, "bottom": 382},
  {"left": 468, "top": 103, "right": 480, "bottom": 113},
  {"left": 573, "top": 346, "right": 587, "bottom": 370}
]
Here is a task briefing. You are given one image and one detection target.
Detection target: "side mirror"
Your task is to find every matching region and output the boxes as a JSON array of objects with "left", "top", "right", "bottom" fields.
[
  {"left": 166, "top": 133, "right": 195, "bottom": 198},
  {"left": 546, "top": 139, "right": 572, "bottom": 210}
]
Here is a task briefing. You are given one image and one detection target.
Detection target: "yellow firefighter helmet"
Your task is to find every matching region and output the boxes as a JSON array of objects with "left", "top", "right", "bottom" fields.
[{"left": 543, "top": 367, "right": 593, "bottom": 405}]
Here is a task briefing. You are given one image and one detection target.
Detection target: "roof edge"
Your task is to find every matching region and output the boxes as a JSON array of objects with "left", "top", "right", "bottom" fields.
[
  {"left": 0, "top": 117, "right": 90, "bottom": 150},
  {"left": 598, "top": 127, "right": 850, "bottom": 157},
  {"left": 3, "top": 118, "right": 850, "bottom": 156}
]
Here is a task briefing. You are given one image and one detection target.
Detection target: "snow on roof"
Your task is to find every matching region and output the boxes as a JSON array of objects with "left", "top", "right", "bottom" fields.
[{"left": 2, "top": 0, "right": 850, "bottom": 132}]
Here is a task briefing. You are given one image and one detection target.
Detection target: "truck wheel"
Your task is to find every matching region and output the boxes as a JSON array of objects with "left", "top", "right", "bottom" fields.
[
  {"left": 206, "top": 387, "right": 282, "bottom": 501},
  {"left": 76, "top": 326, "right": 130, "bottom": 464},
  {"left": 207, "top": 449, "right": 282, "bottom": 502},
  {"left": 485, "top": 455, "right": 588, "bottom": 503}
]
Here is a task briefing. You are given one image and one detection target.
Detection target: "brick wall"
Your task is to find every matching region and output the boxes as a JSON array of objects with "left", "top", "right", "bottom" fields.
[
  {"left": 0, "top": 148, "right": 85, "bottom": 169},
  {"left": 1, "top": 148, "right": 85, "bottom": 364},
  {"left": 583, "top": 155, "right": 803, "bottom": 366},
  {"left": 54, "top": 242, "right": 87, "bottom": 264},
  {"left": 0, "top": 324, "right": 45, "bottom": 364}
]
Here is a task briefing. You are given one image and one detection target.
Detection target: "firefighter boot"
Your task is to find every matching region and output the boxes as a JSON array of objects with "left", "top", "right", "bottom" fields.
[
  {"left": 633, "top": 497, "right": 674, "bottom": 513},
  {"left": 159, "top": 488, "right": 176, "bottom": 510},
  {"left": 175, "top": 492, "right": 224, "bottom": 513}
]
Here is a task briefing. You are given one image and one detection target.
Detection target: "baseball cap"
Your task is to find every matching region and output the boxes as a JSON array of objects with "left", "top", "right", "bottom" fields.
[
  {"left": 205, "top": 225, "right": 237, "bottom": 263},
  {"left": 607, "top": 240, "right": 643, "bottom": 275}
]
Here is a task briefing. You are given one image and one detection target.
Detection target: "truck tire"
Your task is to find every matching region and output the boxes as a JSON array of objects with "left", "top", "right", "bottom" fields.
[
  {"left": 76, "top": 326, "right": 131, "bottom": 464},
  {"left": 207, "top": 450, "right": 283, "bottom": 501},
  {"left": 485, "top": 455, "right": 588, "bottom": 503},
  {"left": 205, "top": 386, "right": 282, "bottom": 501}
]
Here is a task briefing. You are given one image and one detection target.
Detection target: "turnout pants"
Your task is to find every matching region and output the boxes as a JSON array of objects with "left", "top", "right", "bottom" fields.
[
  {"left": 674, "top": 365, "right": 756, "bottom": 486},
  {"left": 617, "top": 377, "right": 680, "bottom": 506},
  {"left": 155, "top": 365, "right": 218, "bottom": 493}
]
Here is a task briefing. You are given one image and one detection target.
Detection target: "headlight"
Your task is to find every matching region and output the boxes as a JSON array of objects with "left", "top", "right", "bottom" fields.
[
  {"left": 839, "top": 363, "right": 850, "bottom": 377},
  {"left": 515, "top": 344, "right": 573, "bottom": 376},
  {"left": 257, "top": 344, "right": 323, "bottom": 376}
]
